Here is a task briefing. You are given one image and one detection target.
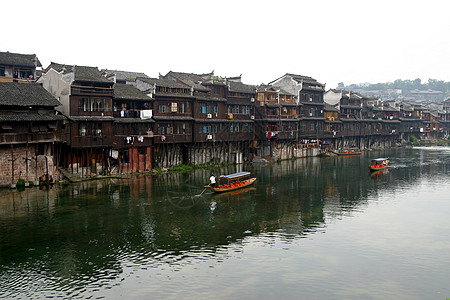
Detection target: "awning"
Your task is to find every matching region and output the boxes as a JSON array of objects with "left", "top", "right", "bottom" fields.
[{"left": 219, "top": 172, "right": 251, "bottom": 179}]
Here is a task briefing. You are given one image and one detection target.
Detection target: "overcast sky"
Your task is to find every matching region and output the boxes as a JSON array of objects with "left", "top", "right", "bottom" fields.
[{"left": 2, "top": 0, "right": 449, "bottom": 89}]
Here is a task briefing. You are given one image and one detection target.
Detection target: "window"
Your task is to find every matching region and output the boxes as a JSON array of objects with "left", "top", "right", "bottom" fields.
[
  {"left": 178, "top": 103, "right": 185, "bottom": 113},
  {"left": 93, "top": 123, "right": 102, "bottom": 136},
  {"left": 241, "top": 105, "right": 249, "bottom": 115},
  {"left": 174, "top": 123, "right": 187, "bottom": 134},
  {"left": 157, "top": 123, "right": 172, "bottom": 135},
  {"left": 211, "top": 104, "right": 218, "bottom": 114},
  {"left": 228, "top": 105, "right": 239, "bottom": 114},
  {"left": 158, "top": 104, "right": 170, "bottom": 113},
  {"left": 230, "top": 123, "right": 239, "bottom": 132},
  {"left": 19, "top": 69, "right": 33, "bottom": 79},
  {"left": 92, "top": 100, "right": 99, "bottom": 111},
  {"left": 79, "top": 98, "right": 87, "bottom": 111},
  {"left": 200, "top": 103, "right": 208, "bottom": 114},
  {"left": 199, "top": 125, "right": 210, "bottom": 133},
  {"left": 79, "top": 123, "right": 87, "bottom": 136}
]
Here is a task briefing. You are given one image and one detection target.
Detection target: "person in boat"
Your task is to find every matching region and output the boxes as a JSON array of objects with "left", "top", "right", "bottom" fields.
[{"left": 209, "top": 174, "right": 216, "bottom": 188}]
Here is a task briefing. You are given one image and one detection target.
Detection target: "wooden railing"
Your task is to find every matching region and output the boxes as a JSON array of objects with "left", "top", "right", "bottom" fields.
[{"left": 0, "top": 132, "right": 66, "bottom": 145}]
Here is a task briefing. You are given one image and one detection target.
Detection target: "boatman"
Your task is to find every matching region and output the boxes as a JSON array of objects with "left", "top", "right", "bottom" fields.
[{"left": 209, "top": 174, "right": 216, "bottom": 188}]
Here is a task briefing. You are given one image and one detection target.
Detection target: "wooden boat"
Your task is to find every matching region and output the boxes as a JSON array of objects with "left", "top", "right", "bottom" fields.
[
  {"left": 369, "top": 158, "right": 389, "bottom": 171},
  {"left": 205, "top": 171, "right": 256, "bottom": 193},
  {"left": 335, "top": 148, "right": 362, "bottom": 156}
]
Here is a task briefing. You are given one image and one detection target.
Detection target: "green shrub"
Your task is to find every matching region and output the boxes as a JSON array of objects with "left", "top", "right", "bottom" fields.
[
  {"left": 16, "top": 179, "right": 26, "bottom": 187},
  {"left": 409, "top": 135, "right": 418, "bottom": 143}
]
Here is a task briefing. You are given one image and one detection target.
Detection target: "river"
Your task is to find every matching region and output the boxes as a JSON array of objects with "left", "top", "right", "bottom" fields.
[{"left": 0, "top": 147, "right": 449, "bottom": 299}]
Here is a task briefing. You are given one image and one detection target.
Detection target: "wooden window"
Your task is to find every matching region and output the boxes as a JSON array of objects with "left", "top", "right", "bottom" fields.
[
  {"left": 211, "top": 104, "right": 218, "bottom": 114},
  {"left": 200, "top": 103, "right": 208, "bottom": 114},
  {"left": 157, "top": 123, "right": 172, "bottom": 135},
  {"left": 158, "top": 103, "right": 170, "bottom": 113},
  {"left": 178, "top": 103, "right": 185, "bottom": 113},
  {"left": 79, "top": 123, "right": 88, "bottom": 136},
  {"left": 241, "top": 105, "right": 249, "bottom": 115}
]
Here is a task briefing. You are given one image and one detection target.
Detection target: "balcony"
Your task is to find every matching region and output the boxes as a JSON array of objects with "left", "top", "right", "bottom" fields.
[
  {"left": 114, "top": 135, "right": 154, "bottom": 148},
  {"left": 0, "top": 132, "right": 67, "bottom": 145},
  {"left": 154, "top": 134, "right": 192, "bottom": 144},
  {"left": 71, "top": 85, "right": 113, "bottom": 96},
  {"left": 71, "top": 135, "right": 113, "bottom": 148}
]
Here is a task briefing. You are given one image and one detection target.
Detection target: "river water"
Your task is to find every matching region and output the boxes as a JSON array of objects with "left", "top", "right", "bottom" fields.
[{"left": 0, "top": 147, "right": 449, "bottom": 300}]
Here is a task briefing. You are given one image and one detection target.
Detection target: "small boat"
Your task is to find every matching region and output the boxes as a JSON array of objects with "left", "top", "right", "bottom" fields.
[
  {"left": 335, "top": 148, "right": 362, "bottom": 156},
  {"left": 205, "top": 171, "right": 256, "bottom": 193},
  {"left": 369, "top": 158, "right": 389, "bottom": 171}
]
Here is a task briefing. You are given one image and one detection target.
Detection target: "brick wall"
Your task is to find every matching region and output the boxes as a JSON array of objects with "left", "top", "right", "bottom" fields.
[{"left": 0, "top": 145, "right": 59, "bottom": 187}]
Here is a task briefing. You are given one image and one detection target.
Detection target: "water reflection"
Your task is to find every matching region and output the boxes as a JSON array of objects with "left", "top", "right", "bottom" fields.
[{"left": 1, "top": 147, "right": 450, "bottom": 299}]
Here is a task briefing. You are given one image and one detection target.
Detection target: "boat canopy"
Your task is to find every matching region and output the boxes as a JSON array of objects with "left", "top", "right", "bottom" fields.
[
  {"left": 219, "top": 172, "right": 251, "bottom": 179},
  {"left": 370, "top": 158, "right": 388, "bottom": 162}
]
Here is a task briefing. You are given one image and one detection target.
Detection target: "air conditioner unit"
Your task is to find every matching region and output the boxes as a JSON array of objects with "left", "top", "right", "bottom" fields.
[
  {"left": 207, "top": 134, "right": 213, "bottom": 140},
  {"left": 309, "top": 97, "right": 313, "bottom": 102},
  {"left": 250, "top": 115, "right": 255, "bottom": 120},
  {"left": 251, "top": 98, "right": 255, "bottom": 102},
  {"left": 207, "top": 113, "right": 212, "bottom": 119},
  {"left": 309, "top": 112, "right": 313, "bottom": 116}
]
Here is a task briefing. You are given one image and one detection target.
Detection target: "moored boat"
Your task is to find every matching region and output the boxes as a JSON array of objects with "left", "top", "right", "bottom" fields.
[
  {"left": 205, "top": 172, "right": 256, "bottom": 193},
  {"left": 335, "top": 148, "right": 362, "bottom": 155},
  {"left": 369, "top": 158, "right": 389, "bottom": 171}
]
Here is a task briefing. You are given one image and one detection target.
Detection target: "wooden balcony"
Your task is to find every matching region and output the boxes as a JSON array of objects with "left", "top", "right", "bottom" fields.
[
  {"left": 71, "top": 135, "right": 113, "bottom": 148},
  {"left": 0, "top": 132, "right": 67, "bottom": 145},
  {"left": 113, "top": 135, "right": 153, "bottom": 149},
  {"left": 71, "top": 85, "right": 113, "bottom": 96},
  {"left": 154, "top": 133, "right": 192, "bottom": 144}
]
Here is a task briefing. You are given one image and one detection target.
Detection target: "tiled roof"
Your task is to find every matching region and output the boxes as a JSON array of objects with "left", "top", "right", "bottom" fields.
[
  {"left": 0, "top": 51, "right": 41, "bottom": 67},
  {"left": 0, "top": 82, "right": 60, "bottom": 107},
  {"left": 324, "top": 103, "right": 339, "bottom": 112},
  {"left": 75, "top": 66, "right": 112, "bottom": 83},
  {"left": 164, "top": 71, "right": 210, "bottom": 92},
  {"left": 138, "top": 77, "right": 192, "bottom": 89},
  {"left": 114, "top": 83, "right": 152, "bottom": 100},
  {"left": 45, "top": 63, "right": 111, "bottom": 83},
  {"left": 269, "top": 73, "right": 324, "bottom": 87},
  {"left": 228, "top": 81, "right": 256, "bottom": 94},
  {"left": 0, "top": 110, "right": 65, "bottom": 122},
  {"left": 102, "top": 69, "right": 149, "bottom": 81}
]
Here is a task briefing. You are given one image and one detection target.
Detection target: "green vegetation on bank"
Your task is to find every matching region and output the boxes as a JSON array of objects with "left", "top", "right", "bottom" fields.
[
  {"left": 344, "top": 78, "right": 450, "bottom": 95},
  {"left": 408, "top": 135, "right": 450, "bottom": 146}
]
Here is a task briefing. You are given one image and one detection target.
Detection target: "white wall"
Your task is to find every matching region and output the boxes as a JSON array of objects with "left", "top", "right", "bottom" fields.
[{"left": 38, "top": 69, "right": 72, "bottom": 115}]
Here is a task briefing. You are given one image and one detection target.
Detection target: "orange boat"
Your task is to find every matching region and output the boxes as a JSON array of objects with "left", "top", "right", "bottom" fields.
[
  {"left": 369, "top": 158, "right": 389, "bottom": 171},
  {"left": 336, "top": 148, "right": 362, "bottom": 156},
  {"left": 205, "top": 172, "right": 256, "bottom": 193}
]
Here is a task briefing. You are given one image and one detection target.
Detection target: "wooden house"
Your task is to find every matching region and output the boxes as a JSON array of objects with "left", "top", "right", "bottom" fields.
[
  {"left": 323, "top": 103, "right": 342, "bottom": 139},
  {"left": 39, "top": 63, "right": 114, "bottom": 175},
  {"left": 112, "top": 83, "right": 154, "bottom": 172},
  {"left": 269, "top": 73, "right": 325, "bottom": 141},
  {"left": 0, "top": 82, "right": 67, "bottom": 186},
  {"left": 133, "top": 76, "right": 194, "bottom": 167},
  {"left": 0, "top": 51, "right": 41, "bottom": 83}
]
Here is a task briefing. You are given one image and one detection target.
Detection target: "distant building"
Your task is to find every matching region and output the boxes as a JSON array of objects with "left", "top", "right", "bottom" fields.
[{"left": 408, "top": 89, "right": 444, "bottom": 102}]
